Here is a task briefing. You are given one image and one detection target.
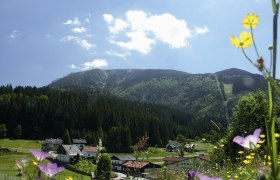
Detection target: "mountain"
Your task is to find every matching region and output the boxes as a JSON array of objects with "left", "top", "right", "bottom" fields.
[{"left": 48, "top": 68, "right": 266, "bottom": 129}]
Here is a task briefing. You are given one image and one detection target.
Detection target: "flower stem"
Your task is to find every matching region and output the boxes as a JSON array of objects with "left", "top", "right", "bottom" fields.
[{"left": 250, "top": 26, "right": 260, "bottom": 57}]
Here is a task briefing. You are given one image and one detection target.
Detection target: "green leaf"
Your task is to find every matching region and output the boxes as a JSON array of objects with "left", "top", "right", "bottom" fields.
[{"left": 272, "top": 0, "right": 277, "bottom": 13}]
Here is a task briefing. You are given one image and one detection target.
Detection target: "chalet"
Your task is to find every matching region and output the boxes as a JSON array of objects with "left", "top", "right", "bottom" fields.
[
  {"left": 165, "top": 141, "right": 181, "bottom": 152},
  {"left": 43, "top": 138, "right": 63, "bottom": 149},
  {"left": 122, "top": 161, "right": 161, "bottom": 177},
  {"left": 163, "top": 155, "right": 211, "bottom": 171},
  {"left": 57, "top": 145, "right": 83, "bottom": 163},
  {"left": 111, "top": 155, "right": 136, "bottom": 172},
  {"left": 82, "top": 146, "right": 97, "bottom": 158},
  {"left": 163, "top": 156, "right": 193, "bottom": 171},
  {"left": 72, "top": 138, "right": 87, "bottom": 150}
]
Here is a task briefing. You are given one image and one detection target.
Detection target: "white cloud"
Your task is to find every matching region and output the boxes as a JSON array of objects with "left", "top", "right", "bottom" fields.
[
  {"left": 10, "top": 30, "right": 21, "bottom": 39},
  {"left": 82, "top": 59, "right": 108, "bottom": 70},
  {"left": 68, "top": 64, "right": 79, "bottom": 69},
  {"left": 104, "top": 10, "right": 202, "bottom": 54},
  {"left": 111, "top": 30, "right": 155, "bottom": 54},
  {"left": 60, "top": 35, "right": 95, "bottom": 50},
  {"left": 194, "top": 26, "right": 209, "bottom": 35},
  {"left": 109, "top": 19, "right": 129, "bottom": 34},
  {"left": 63, "top": 17, "right": 80, "bottom": 25},
  {"left": 106, "top": 49, "right": 131, "bottom": 58},
  {"left": 79, "top": 39, "right": 94, "bottom": 50},
  {"left": 85, "top": 18, "right": 90, "bottom": 23},
  {"left": 103, "top": 14, "right": 114, "bottom": 24},
  {"left": 72, "top": 27, "right": 87, "bottom": 33}
]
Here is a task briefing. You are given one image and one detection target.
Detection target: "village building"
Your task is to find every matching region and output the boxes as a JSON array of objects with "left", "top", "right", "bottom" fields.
[
  {"left": 111, "top": 155, "right": 136, "bottom": 172},
  {"left": 165, "top": 141, "right": 181, "bottom": 152},
  {"left": 122, "top": 161, "right": 161, "bottom": 177},
  {"left": 82, "top": 146, "right": 98, "bottom": 158},
  {"left": 163, "top": 155, "right": 211, "bottom": 171},
  {"left": 43, "top": 138, "right": 63, "bottom": 150},
  {"left": 57, "top": 144, "right": 83, "bottom": 163},
  {"left": 72, "top": 138, "right": 87, "bottom": 150}
]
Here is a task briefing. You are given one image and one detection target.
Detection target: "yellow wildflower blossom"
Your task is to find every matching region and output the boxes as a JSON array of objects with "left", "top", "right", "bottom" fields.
[
  {"left": 243, "top": 159, "right": 251, "bottom": 164},
  {"left": 220, "top": 144, "right": 224, "bottom": 147},
  {"left": 32, "top": 160, "right": 38, "bottom": 166},
  {"left": 65, "top": 177, "right": 73, "bottom": 180},
  {"left": 250, "top": 153, "right": 255, "bottom": 156},
  {"left": 235, "top": 175, "right": 239, "bottom": 178},
  {"left": 238, "top": 151, "right": 244, "bottom": 154},
  {"left": 260, "top": 134, "right": 265, "bottom": 138},
  {"left": 275, "top": 133, "right": 280, "bottom": 138},
  {"left": 246, "top": 155, "right": 254, "bottom": 160},
  {"left": 256, "top": 144, "right": 261, "bottom": 149},
  {"left": 230, "top": 32, "right": 253, "bottom": 49},
  {"left": 243, "top": 13, "right": 259, "bottom": 29},
  {"left": 213, "top": 146, "right": 218, "bottom": 149},
  {"left": 259, "top": 140, "right": 265, "bottom": 144}
]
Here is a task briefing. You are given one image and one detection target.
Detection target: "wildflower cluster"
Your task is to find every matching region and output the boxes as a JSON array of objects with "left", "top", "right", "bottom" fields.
[{"left": 15, "top": 150, "right": 64, "bottom": 179}]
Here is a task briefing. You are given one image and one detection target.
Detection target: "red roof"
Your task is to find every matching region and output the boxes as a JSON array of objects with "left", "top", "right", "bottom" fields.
[
  {"left": 83, "top": 146, "right": 97, "bottom": 153},
  {"left": 198, "top": 156, "right": 210, "bottom": 161},
  {"left": 122, "top": 161, "right": 149, "bottom": 169}
]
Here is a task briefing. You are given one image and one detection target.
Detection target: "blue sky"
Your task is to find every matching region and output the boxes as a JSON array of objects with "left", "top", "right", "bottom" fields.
[{"left": 0, "top": 0, "right": 275, "bottom": 87}]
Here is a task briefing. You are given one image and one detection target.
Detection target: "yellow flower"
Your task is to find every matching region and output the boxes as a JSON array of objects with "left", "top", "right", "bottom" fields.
[
  {"left": 246, "top": 155, "right": 254, "bottom": 160},
  {"left": 213, "top": 145, "right": 218, "bottom": 149},
  {"left": 243, "top": 13, "right": 259, "bottom": 29},
  {"left": 65, "top": 177, "right": 73, "bottom": 180},
  {"left": 260, "top": 134, "right": 265, "bottom": 138},
  {"left": 238, "top": 151, "right": 244, "bottom": 154},
  {"left": 250, "top": 153, "right": 255, "bottom": 156},
  {"left": 202, "top": 138, "right": 206, "bottom": 141},
  {"left": 256, "top": 144, "right": 261, "bottom": 149},
  {"left": 32, "top": 160, "right": 38, "bottom": 166},
  {"left": 230, "top": 32, "right": 253, "bottom": 49},
  {"left": 220, "top": 144, "right": 224, "bottom": 147},
  {"left": 235, "top": 175, "right": 239, "bottom": 178},
  {"left": 259, "top": 140, "right": 265, "bottom": 144},
  {"left": 275, "top": 133, "right": 280, "bottom": 138},
  {"left": 243, "top": 159, "right": 251, "bottom": 164}
]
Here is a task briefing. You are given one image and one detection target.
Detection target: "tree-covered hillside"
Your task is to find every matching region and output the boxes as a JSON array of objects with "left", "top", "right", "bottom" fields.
[{"left": 0, "top": 85, "right": 201, "bottom": 152}]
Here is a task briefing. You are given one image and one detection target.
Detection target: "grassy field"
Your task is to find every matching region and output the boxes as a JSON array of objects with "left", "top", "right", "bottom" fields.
[
  {"left": 0, "top": 139, "right": 91, "bottom": 180},
  {"left": 223, "top": 83, "right": 233, "bottom": 98}
]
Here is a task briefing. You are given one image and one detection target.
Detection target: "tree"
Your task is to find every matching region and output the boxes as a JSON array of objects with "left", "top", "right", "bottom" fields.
[
  {"left": 14, "top": 124, "right": 22, "bottom": 139},
  {"left": 222, "top": 91, "right": 268, "bottom": 161},
  {"left": 176, "top": 134, "right": 187, "bottom": 157},
  {"left": 0, "top": 124, "right": 7, "bottom": 138},
  {"left": 96, "top": 154, "right": 112, "bottom": 180}
]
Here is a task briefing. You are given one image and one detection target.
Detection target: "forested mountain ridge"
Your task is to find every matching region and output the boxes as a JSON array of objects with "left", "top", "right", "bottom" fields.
[{"left": 49, "top": 68, "right": 266, "bottom": 128}]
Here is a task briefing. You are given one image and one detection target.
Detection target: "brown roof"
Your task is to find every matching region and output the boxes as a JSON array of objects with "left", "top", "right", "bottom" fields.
[
  {"left": 198, "top": 156, "right": 210, "bottom": 161},
  {"left": 162, "top": 157, "right": 189, "bottom": 162},
  {"left": 122, "top": 161, "right": 149, "bottom": 169},
  {"left": 83, "top": 146, "right": 97, "bottom": 153}
]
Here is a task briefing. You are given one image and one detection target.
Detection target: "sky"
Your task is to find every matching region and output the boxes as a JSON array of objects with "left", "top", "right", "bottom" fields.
[{"left": 0, "top": 0, "right": 276, "bottom": 87}]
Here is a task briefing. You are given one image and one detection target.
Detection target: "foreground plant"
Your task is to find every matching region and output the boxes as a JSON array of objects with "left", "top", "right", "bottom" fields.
[
  {"left": 230, "top": 0, "right": 280, "bottom": 179},
  {"left": 38, "top": 162, "right": 64, "bottom": 178}
]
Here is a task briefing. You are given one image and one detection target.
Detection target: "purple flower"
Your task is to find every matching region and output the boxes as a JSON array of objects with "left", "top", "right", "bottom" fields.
[
  {"left": 187, "top": 170, "right": 196, "bottom": 180},
  {"left": 31, "top": 150, "right": 49, "bottom": 161},
  {"left": 233, "top": 128, "right": 261, "bottom": 149},
  {"left": 38, "top": 163, "right": 64, "bottom": 177},
  {"left": 196, "top": 173, "right": 223, "bottom": 180}
]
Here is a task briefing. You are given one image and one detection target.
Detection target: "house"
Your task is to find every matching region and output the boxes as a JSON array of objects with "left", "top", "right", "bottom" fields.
[
  {"left": 163, "top": 156, "right": 193, "bottom": 171},
  {"left": 111, "top": 155, "right": 136, "bottom": 172},
  {"left": 163, "top": 155, "right": 211, "bottom": 171},
  {"left": 72, "top": 138, "right": 87, "bottom": 150},
  {"left": 82, "top": 146, "right": 97, "bottom": 158},
  {"left": 43, "top": 138, "right": 63, "bottom": 150},
  {"left": 57, "top": 145, "right": 83, "bottom": 163},
  {"left": 185, "top": 143, "right": 195, "bottom": 152},
  {"left": 122, "top": 161, "right": 161, "bottom": 177},
  {"left": 165, "top": 141, "right": 181, "bottom": 152}
]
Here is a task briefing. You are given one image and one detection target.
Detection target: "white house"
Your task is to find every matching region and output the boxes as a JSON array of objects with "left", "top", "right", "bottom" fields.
[
  {"left": 72, "top": 138, "right": 87, "bottom": 150},
  {"left": 82, "top": 146, "right": 97, "bottom": 158},
  {"left": 57, "top": 145, "right": 83, "bottom": 163},
  {"left": 163, "top": 155, "right": 211, "bottom": 171}
]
